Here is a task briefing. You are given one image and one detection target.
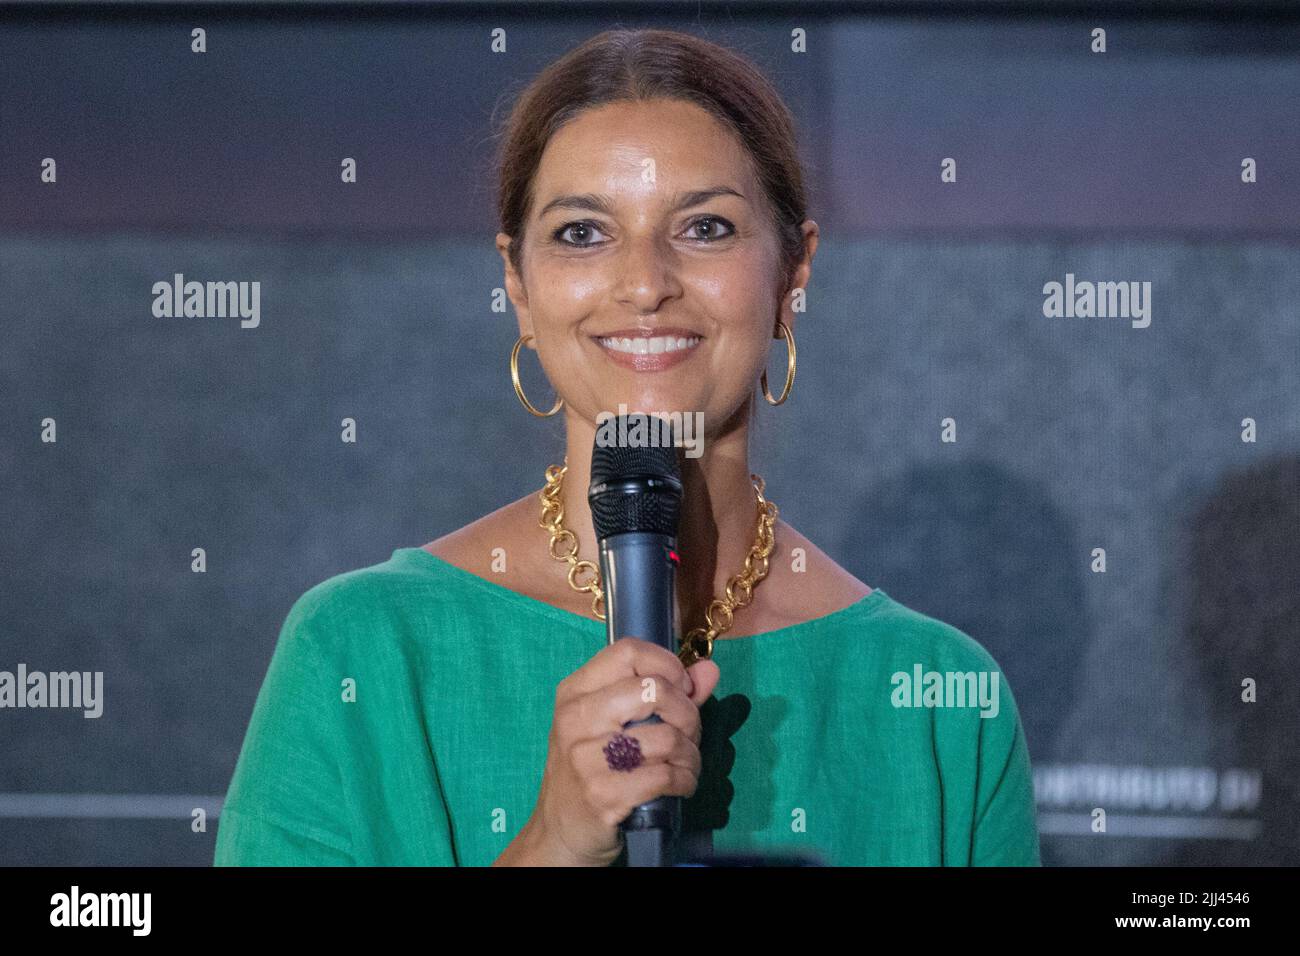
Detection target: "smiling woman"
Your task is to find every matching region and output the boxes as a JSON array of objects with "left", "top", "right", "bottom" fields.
[
  {"left": 214, "top": 27, "right": 1040, "bottom": 868},
  {"left": 498, "top": 99, "right": 803, "bottom": 425}
]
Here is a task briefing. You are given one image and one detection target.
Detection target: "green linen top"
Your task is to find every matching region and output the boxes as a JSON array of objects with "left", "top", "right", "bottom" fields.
[{"left": 213, "top": 546, "right": 1040, "bottom": 867}]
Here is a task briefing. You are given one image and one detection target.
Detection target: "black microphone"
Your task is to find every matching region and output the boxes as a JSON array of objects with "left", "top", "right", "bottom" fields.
[{"left": 588, "top": 414, "right": 684, "bottom": 867}]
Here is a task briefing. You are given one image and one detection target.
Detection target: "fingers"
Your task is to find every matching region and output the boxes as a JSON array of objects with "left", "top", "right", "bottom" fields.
[
  {"left": 559, "top": 672, "right": 702, "bottom": 747},
  {"left": 584, "top": 721, "right": 701, "bottom": 776},
  {"left": 559, "top": 636, "right": 693, "bottom": 703},
  {"left": 576, "top": 724, "right": 702, "bottom": 824}
]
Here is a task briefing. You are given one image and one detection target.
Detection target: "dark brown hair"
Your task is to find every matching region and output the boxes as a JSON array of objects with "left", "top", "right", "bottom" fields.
[{"left": 493, "top": 28, "right": 810, "bottom": 299}]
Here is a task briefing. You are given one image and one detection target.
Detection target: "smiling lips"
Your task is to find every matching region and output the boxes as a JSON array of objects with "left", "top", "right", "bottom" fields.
[{"left": 592, "top": 328, "right": 703, "bottom": 371}]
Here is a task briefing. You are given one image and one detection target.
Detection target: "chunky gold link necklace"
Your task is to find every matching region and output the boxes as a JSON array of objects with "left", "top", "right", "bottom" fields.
[{"left": 538, "top": 457, "right": 779, "bottom": 667}]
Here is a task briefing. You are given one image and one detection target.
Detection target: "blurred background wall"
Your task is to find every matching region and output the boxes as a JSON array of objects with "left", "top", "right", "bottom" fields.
[{"left": 1, "top": 0, "right": 1297, "bottom": 865}]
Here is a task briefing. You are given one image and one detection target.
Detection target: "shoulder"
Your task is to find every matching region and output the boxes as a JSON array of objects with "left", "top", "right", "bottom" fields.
[
  {"left": 272, "top": 559, "right": 393, "bottom": 656},
  {"left": 871, "top": 594, "right": 1006, "bottom": 675},
  {"left": 422, "top": 494, "right": 540, "bottom": 580},
  {"left": 758, "top": 519, "right": 873, "bottom": 628},
  {"left": 275, "top": 543, "right": 474, "bottom": 661},
  {"left": 773, "top": 521, "right": 1007, "bottom": 678},
  {"left": 278, "top": 492, "right": 559, "bottom": 650},
  {"left": 777, "top": 524, "right": 1022, "bottom": 714},
  {"left": 423, "top": 493, "right": 574, "bottom": 608},
  {"left": 289, "top": 493, "right": 538, "bottom": 623},
  {"left": 868, "top": 592, "right": 1028, "bottom": 754},
  {"left": 773, "top": 516, "right": 986, "bottom": 667}
]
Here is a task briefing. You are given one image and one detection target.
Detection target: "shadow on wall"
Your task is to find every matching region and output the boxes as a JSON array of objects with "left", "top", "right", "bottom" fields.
[
  {"left": 1166, "top": 455, "right": 1300, "bottom": 865},
  {"left": 836, "top": 453, "right": 1300, "bottom": 866},
  {"left": 837, "top": 459, "right": 1088, "bottom": 768}
]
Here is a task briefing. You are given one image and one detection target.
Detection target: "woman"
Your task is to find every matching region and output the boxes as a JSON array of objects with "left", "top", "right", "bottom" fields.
[{"left": 214, "top": 28, "right": 1040, "bottom": 867}]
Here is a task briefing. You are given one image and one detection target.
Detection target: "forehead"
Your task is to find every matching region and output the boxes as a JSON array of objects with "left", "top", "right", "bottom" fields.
[{"left": 532, "top": 98, "right": 757, "bottom": 203}]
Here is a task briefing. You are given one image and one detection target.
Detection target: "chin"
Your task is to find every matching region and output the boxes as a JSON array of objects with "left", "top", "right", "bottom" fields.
[{"left": 591, "top": 391, "right": 707, "bottom": 419}]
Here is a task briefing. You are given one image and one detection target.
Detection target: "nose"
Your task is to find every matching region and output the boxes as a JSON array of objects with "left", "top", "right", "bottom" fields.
[{"left": 613, "top": 233, "right": 683, "bottom": 314}]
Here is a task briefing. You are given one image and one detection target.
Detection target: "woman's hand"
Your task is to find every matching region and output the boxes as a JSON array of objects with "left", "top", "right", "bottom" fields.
[{"left": 497, "top": 637, "right": 721, "bottom": 866}]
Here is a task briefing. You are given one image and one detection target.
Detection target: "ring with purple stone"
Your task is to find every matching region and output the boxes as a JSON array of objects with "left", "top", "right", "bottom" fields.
[{"left": 603, "top": 732, "right": 644, "bottom": 772}]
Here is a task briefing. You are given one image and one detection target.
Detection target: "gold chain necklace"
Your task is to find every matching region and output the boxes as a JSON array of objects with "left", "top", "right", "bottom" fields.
[{"left": 538, "top": 457, "right": 779, "bottom": 667}]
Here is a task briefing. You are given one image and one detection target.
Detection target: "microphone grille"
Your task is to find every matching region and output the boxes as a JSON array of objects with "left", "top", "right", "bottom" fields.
[{"left": 588, "top": 417, "right": 683, "bottom": 538}]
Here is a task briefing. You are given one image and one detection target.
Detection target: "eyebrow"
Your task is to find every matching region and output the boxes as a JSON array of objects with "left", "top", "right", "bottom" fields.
[{"left": 536, "top": 186, "right": 746, "bottom": 219}]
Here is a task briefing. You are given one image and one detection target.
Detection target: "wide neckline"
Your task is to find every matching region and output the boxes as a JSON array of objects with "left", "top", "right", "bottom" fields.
[{"left": 393, "top": 546, "right": 888, "bottom": 648}]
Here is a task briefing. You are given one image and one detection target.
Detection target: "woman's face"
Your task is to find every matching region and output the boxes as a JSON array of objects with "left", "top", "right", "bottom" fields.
[{"left": 498, "top": 97, "right": 815, "bottom": 438}]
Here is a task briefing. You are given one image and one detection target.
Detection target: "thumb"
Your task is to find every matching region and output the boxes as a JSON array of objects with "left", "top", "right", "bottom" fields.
[{"left": 685, "top": 660, "right": 721, "bottom": 704}]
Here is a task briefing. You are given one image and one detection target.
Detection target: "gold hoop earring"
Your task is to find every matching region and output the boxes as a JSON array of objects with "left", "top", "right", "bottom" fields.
[
  {"left": 761, "top": 319, "right": 796, "bottom": 406},
  {"left": 510, "top": 334, "right": 564, "bottom": 417}
]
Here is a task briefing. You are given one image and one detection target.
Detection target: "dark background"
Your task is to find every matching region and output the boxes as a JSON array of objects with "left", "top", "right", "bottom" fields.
[{"left": 1, "top": 0, "right": 1297, "bottom": 865}]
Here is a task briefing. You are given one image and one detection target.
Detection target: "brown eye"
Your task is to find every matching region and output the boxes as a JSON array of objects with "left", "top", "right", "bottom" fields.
[
  {"left": 684, "top": 216, "right": 735, "bottom": 242},
  {"left": 554, "top": 221, "right": 608, "bottom": 247}
]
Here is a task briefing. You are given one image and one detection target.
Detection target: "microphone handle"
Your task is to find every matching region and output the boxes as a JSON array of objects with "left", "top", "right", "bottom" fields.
[{"left": 597, "top": 531, "right": 683, "bottom": 864}]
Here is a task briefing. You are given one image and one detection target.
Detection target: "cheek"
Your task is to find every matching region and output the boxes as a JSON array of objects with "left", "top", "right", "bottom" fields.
[
  {"left": 534, "top": 254, "right": 607, "bottom": 309},
  {"left": 523, "top": 251, "right": 604, "bottom": 324},
  {"left": 558, "top": 271, "right": 606, "bottom": 308},
  {"left": 692, "top": 271, "right": 775, "bottom": 360},
  {"left": 696, "top": 240, "right": 777, "bottom": 308}
]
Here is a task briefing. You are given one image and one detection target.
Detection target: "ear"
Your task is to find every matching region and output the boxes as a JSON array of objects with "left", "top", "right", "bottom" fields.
[
  {"left": 496, "top": 232, "right": 536, "bottom": 344},
  {"left": 779, "top": 219, "right": 819, "bottom": 336}
]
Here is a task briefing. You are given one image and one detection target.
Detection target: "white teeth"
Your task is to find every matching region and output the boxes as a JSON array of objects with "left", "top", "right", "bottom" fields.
[{"left": 599, "top": 335, "right": 701, "bottom": 355}]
